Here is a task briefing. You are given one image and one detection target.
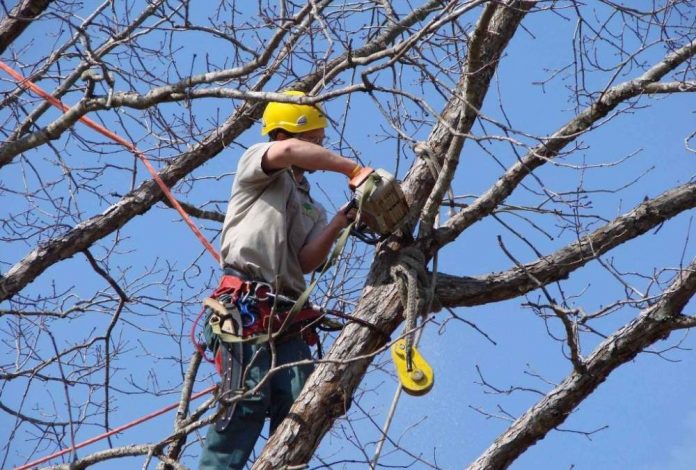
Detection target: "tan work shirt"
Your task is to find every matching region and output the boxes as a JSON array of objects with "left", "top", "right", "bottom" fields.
[{"left": 220, "top": 142, "right": 328, "bottom": 295}]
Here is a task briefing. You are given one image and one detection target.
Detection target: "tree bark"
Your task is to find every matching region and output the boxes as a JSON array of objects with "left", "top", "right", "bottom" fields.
[{"left": 0, "top": 0, "right": 52, "bottom": 55}]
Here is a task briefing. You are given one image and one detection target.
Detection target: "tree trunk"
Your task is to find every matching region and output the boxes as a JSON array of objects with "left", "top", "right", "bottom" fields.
[{"left": 0, "top": 0, "right": 52, "bottom": 54}]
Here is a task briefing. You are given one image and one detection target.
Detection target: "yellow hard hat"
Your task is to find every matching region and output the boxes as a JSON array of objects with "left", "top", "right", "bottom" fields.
[{"left": 261, "top": 90, "right": 327, "bottom": 135}]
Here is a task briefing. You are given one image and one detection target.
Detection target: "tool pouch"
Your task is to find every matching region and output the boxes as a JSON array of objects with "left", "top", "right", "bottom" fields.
[
  {"left": 203, "top": 294, "right": 246, "bottom": 432},
  {"left": 215, "top": 341, "right": 244, "bottom": 432}
]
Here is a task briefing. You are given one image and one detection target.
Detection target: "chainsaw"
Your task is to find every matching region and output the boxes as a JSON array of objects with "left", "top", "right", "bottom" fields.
[{"left": 348, "top": 167, "right": 409, "bottom": 243}]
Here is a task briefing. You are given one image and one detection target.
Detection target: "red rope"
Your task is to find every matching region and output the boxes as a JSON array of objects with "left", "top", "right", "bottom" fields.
[
  {"left": 14, "top": 385, "right": 216, "bottom": 470},
  {"left": 0, "top": 60, "right": 221, "bottom": 263},
  {"left": 1, "top": 62, "right": 222, "bottom": 467}
]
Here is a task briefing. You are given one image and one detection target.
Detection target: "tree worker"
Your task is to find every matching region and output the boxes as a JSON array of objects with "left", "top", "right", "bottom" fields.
[{"left": 198, "top": 90, "right": 365, "bottom": 469}]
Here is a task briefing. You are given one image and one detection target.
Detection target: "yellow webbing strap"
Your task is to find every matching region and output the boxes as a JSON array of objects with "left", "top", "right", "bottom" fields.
[
  {"left": 276, "top": 173, "right": 379, "bottom": 337},
  {"left": 208, "top": 173, "right": 380, "bottom": 345},
  {"left": 390, "top": 338, "right": 434, "bottom": 396},
  {"left": 205, "top": 297, "right": 269, "bottom": 345}
]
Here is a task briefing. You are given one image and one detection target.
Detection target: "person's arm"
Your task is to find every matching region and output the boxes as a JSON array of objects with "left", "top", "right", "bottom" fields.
[
  {"left": 298, "top": 209, "right": 353, "bottom": 274},
  {"left": 262, "top": 138, "right": 357, "bottom": 176}
]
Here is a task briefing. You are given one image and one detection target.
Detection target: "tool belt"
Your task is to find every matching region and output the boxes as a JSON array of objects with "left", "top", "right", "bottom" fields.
[
  {"left": 204, "top": 273, "right": 323, "bottom": 350},
  {"left": 204, "top": 272, "right": 326, "bottom": 432}
]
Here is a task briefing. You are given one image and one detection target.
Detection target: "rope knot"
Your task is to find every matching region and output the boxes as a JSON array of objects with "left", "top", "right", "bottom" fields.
[
  {"left": 390, "top": 246, "right": 433, "bottom": 369},
  {"left": 413, "top": 141, "right": 434, "bottom": 160}
]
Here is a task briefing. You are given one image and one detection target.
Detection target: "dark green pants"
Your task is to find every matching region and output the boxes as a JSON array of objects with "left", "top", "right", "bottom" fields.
[{"left": 199, "top": 336, "right": 314, "bottom": 470}]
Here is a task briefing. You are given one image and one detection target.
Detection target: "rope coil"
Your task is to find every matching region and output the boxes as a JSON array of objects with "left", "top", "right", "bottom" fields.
[{"left": 389, "top": 246, "right": 432, "bottom": 370}]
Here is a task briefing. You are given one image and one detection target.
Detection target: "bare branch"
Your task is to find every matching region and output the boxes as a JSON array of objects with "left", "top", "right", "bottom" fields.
[
  {"left": 467, "top": 259, "right": 696, "bottom": 470},
  {"left": 436, "top": 181, "right": 696, "bottom": 308},
  {"left": 431, "top": 39, "right": 696, "bottom": 250}
]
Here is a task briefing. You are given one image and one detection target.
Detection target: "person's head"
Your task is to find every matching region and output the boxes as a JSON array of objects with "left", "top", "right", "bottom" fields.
[{"left": 261, "top": 90, "right": 327, "bottom": 145}]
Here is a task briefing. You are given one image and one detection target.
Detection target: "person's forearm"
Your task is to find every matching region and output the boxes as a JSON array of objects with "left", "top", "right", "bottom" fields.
[
  {"left": 298, "top": 217, "right": 347, "bottom": 274},
  {"left": 263, "top": 139, "right": 357, "bottom": 176}
]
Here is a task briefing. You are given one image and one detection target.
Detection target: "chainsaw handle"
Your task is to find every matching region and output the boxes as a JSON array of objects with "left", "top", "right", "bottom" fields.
[
  {"left": 342, "top": 198, "right": 357, "bottom": 214},
  {"left": 348, "top": 166, "right": 374, "bottom": 190}
]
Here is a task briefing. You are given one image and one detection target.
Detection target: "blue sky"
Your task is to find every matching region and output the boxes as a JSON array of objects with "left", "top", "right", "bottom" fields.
[{"left": 2, "top": 2, "right": 695, "bottom": 469}]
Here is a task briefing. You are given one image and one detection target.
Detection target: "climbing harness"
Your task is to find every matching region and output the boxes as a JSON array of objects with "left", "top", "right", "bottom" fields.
[
  {"left": 198, "top": 270, "right": 390, "bottom": 429},
  {"left": 198, "top": 273, "right": 323, "bottom": 430},
  {"left": 204, "top": 274, "right": 328, "bottom": 348}
]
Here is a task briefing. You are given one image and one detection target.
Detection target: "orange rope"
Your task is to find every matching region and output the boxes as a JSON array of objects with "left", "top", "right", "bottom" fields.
[
  {"left": 1, "top": 62, "right": 222, "bottom": 468},
  {"left": 14, "top": 385, "right": 216, "bottom": 470},
  {"left": 0, "top": 60, "right": 221, "bottom": 263}
]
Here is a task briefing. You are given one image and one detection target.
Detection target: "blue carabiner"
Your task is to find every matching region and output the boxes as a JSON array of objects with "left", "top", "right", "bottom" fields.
[{"left": 237, "top": 299, "right": 257, "bottom": 328}]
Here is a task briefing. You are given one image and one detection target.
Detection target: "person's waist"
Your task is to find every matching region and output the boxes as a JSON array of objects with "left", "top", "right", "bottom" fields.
[
  {"left": 216, "top": 266, "right": 320, "bottom": 338},
  {"left": 222, "top": 265, "right": 303, "bottom": 297},
  {"left": 222, "top": 265, "right": 253, "bottom": 280}
]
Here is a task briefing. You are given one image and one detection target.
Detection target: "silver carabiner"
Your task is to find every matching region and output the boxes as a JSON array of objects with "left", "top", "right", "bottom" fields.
[{"left": 254, "top": 282, "right": 273, "bottom": 302}]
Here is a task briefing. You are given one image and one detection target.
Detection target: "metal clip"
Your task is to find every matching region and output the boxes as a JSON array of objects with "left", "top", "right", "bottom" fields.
[
  {"left": 235, "top": 293, "right": 257, "bottom": 328},
  {"left": 254, "top": 282, "right": 273, "bottom": 302}
]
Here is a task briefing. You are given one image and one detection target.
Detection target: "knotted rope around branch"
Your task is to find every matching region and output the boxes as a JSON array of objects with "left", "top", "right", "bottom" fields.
[{"left": 390, "top": 246, "right": 435, "bottom": 370}]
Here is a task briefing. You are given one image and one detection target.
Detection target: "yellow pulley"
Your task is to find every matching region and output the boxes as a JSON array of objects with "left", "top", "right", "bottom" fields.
[{"left": 390, "top": 338, "right": 434, "bottom": 396}]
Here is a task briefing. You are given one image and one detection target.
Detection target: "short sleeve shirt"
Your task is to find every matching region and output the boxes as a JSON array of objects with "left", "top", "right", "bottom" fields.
[{"left": 220, "top": 142, "right": 328, "bottom": 296}]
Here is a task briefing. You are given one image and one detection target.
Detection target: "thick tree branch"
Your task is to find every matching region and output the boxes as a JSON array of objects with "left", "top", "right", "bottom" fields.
[
  {"left": 642, "top": 80, "right": 696, "bottom": 93},
  {"left": 467, "top": 258, "right": 696, "bottom": 470},
  {"left": 0, "top": 0, "right": 52, "bottom": 54},
  {"left": 435, "top": 181, "right": 696, "bottom": 308},
  {"left": 430, "top": 38, "right": 696, "bottom": 251}
]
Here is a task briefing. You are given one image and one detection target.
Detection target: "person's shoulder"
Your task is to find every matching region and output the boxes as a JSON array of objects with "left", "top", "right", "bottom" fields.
[
  {"left": 248, "top": 141, "right": 275, "bottom": 152},
  {"left": 237, "top": 142, "right": 275, "bottom": 170},
  {"left": 235, "top": 142, "right": 287, "bottom": 186},
  {"left": 240, "top": 141, "right": 274, "bottom": 160}
]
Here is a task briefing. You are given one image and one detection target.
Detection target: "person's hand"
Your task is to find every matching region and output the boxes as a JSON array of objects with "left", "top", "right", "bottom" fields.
[{"left": 332, "top": 200, "right": 357, "bottom": 229}]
